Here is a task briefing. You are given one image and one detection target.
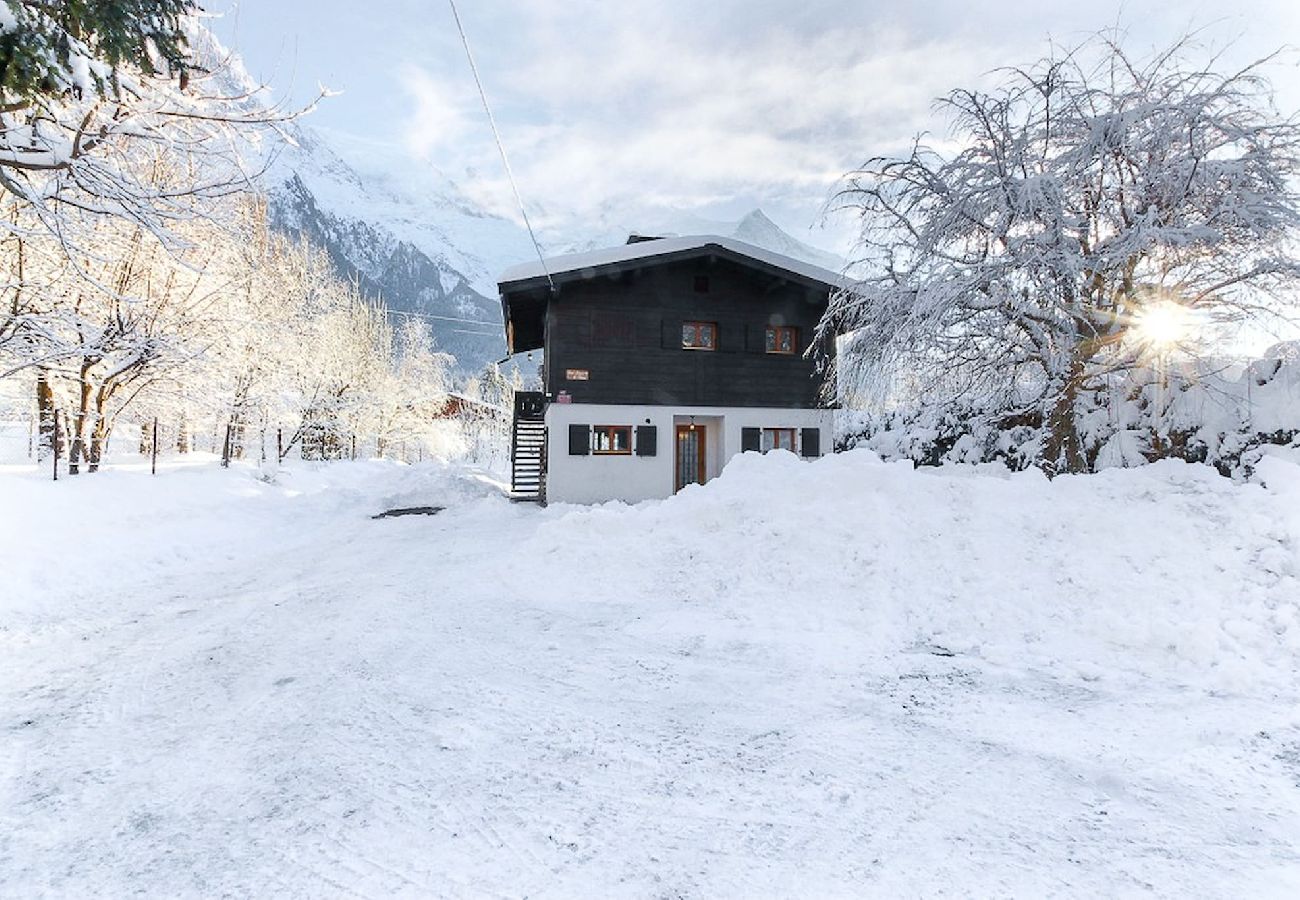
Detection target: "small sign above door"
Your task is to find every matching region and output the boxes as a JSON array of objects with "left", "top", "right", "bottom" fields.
[{"left": 565, "top": 368, "right": 590, "bottom": 381}]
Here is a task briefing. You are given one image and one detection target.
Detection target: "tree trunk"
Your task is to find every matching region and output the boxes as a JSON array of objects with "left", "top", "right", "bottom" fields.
[
  {"left": 34, "top": 371, "right": 55, "bottom": 461},
  {"left": 68, "top": 372, "right": 92, "bottom": 475},
  {"left": 229, "top": 414, "right": 245, "bottom": 460},
  {"left": 88, "top": 414, "right": 109, "bottom": 472},
  {"left": 176, "top": 418, "right": 189, "bottom": 454},
  {"left": 1042, "top": 346, "right": 1088, "bottom": 476}
]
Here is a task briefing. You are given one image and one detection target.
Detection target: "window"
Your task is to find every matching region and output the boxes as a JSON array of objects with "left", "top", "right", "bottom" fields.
[
  {"left": 761, "top": 428, "right": 796, "bottom": 453},
  {"left": 592, "top": 425, "right": 632, "bottom": 455},
  {"left": 682, "top": 321, "right": 717, "bottom": 350},
  {"left": 766, "top": 325, "right": 798, "bottom": 354},
  {"left": 693, "top": 275, "right": 710, "bottom": 293}
]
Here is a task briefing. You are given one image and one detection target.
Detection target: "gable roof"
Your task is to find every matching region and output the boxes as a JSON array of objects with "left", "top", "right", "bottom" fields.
[{"left": 497, "top": 234, "right": 850, "bottom": 292}]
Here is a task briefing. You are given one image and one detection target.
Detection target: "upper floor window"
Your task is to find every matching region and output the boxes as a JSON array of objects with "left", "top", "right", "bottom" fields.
[
  {"left": 766, "top": 325, "right": 798, "bottom": 354},
  {"left": 592, "top": 425, "right": 632, "bottom": 455},
  {"left": 682, "top": 321, "right": 717, "bottom": 350}
]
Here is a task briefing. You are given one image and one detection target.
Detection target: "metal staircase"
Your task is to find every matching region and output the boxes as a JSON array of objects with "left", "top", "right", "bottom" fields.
[{"left": 510, "top": 392, "right": 547, "bottom": 502}]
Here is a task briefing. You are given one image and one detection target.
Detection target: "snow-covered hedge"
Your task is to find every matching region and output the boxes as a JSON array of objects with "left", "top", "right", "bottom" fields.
[{"left": 842, "top": 346, "right": 1300, "bottom": 477}]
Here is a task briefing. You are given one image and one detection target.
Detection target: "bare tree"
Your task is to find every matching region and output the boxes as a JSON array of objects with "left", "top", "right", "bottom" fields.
[{"left": 826, "top": 33, "right": 1300, "bottom": 473}]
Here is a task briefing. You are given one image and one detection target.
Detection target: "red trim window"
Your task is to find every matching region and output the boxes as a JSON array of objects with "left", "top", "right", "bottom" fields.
[
  {"left": 592, "top": 425, "right": 633, "bottom": 455},
  {"left": 761, "top": 428, "right": 796, "bottom": 453},
  {"left": 682, "top": 321, "right": 717, "bottom": 350},
  {"left": 765, "top": 325, "right": 798, "bottom": 354}
]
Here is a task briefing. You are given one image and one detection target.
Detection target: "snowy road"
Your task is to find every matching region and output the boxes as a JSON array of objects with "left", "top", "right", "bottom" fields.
[{"left": 3, "top": 455, "right": 1300, "bottom": 896}]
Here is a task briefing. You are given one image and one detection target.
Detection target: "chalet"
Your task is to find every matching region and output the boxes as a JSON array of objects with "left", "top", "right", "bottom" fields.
[{"left": 498, "top": 234, "right": 844, "bottom": 504}]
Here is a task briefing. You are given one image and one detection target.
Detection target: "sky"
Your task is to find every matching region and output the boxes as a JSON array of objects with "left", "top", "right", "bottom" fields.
[{"left": 209, "top": 0, "right": 1300, "bottom": 257}]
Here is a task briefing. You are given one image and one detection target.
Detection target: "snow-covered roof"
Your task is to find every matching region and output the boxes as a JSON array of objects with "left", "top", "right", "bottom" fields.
[{"left": 497, "top": 234, "right": 850, "bottom": 290}]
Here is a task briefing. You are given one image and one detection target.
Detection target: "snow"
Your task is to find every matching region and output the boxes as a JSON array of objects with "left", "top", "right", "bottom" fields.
[
  {"left": 498, "top": 234, "right": 851, "bottom": 290},
  {"left": 555, "top": 208, "right": 846, "bottom": 273},
  {"left": 3, "top": 453, "right": 1300, "bottom": 895}
]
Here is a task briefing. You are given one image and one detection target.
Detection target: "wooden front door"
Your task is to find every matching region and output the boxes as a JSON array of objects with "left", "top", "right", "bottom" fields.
[{"left": 675, "top": 424, "right": 706, "bottom": 491}]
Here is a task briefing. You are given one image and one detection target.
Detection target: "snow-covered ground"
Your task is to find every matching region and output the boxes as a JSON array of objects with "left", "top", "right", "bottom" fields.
[{"left": 3, "top": 452, "right": 1300, "bottom": 896}]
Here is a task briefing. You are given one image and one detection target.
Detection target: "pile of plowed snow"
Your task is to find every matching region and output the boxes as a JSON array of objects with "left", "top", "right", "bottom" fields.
[
  {"left": 5, "top": 452, "right": 1300, "bottom": 896},
  {"left": 520, "top": 448, "right": 1300, "bottom": 690}
]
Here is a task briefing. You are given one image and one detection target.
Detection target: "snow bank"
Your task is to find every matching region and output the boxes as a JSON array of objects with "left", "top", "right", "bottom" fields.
[
  {"left": 4, "top": 455, "right": 1300, "bottom": 894},
  {"left": 520, "top": 449, "right": 1300, "bottom": 690}
]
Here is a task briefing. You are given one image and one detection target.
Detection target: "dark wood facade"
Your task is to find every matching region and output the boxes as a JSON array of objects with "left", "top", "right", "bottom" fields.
[{"left": 502, "top": 251, "right": 835, "bottom": 408}]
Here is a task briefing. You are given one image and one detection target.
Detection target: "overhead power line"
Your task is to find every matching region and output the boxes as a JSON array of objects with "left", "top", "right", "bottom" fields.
[
  {"left": 446, "top": 0, "right": 556, "bottom": 296},
  {"left": 386, "top": 308, "right": 498, "bottom": 328}
]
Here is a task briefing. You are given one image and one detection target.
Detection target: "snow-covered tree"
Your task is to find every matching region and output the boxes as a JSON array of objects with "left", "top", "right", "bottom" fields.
[
  {"left": 373, "top": 316, "right": 456, "bottom": 459},
  {"left": 0, "top": 1, "right": 311, "bottom": 253},
  {"left": 828, "top": 33, "right": 1300, "bottom": 473}
]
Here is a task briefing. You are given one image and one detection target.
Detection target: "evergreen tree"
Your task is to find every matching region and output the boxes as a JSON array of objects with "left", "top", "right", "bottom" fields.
[{"left": 0, "top": 0, "right": 193, "bottom": 105}]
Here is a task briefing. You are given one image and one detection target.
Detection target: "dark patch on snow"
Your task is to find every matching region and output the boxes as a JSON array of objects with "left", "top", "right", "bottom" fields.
[
  {"left": 1274, "top": 742, "right": 1300, "bottom": 786},
  {"left": 371, "top": 506, "right": 445, "bottom": 519}
]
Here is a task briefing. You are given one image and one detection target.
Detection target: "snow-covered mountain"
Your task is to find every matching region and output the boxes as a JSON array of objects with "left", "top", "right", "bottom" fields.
[
  {"left": 553, "top": 207, "right": 844, "bottom": 273},
  {"left": 263, "top": 128, "right": 527, "bottom": 371},
  {"left": 265, "top": 124, "right": 846, "bottom": 373}
]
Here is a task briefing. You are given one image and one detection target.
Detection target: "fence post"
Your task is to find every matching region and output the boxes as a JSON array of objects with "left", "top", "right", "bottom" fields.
[
  {"left": 51, "top": 409, "right": 58, "bottom": 482},
  {"left": 221, "top": 423, "right": 232, "bottom": 468},
  {"left": 351, "top": 433, "right": 356, "bottom": 461},
  {"left": 151, "top": 418, "right": 159, "bottom": 476}
]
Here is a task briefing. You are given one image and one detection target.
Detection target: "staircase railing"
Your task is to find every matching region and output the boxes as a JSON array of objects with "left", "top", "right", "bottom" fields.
[{"left": 510, "top": 392, "right": 547, "bottom": 501}]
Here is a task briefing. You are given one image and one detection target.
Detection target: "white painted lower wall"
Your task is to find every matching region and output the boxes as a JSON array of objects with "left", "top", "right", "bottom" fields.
[{"left": 543, "top": 403, "right": 834, "bottom": 505}]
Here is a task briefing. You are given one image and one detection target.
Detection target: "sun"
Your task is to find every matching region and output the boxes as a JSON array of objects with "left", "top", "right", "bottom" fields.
[{"left": 1130, "top": 299, "right": 1195, "bottom": 353}]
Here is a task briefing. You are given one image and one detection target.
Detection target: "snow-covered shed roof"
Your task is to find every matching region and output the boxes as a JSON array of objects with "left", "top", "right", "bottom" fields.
[
  {"left": 497, "top": 234, "right": 849, "bottom": 291},
  {"left": 497, "top": 234, "right": 851, "bottom": 354}
]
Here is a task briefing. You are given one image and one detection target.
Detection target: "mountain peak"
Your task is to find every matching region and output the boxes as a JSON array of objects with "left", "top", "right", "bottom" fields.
[
  {"left": 730, "top": 209, "right": 842, "bottom": 271},
  {"left": 736, "top": 208, "right": 777, "bottom": 229}
]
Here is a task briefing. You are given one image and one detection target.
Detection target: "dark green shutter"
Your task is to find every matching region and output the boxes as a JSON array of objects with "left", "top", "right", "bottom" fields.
[
  {"left": 568, "top": 424, "right": 589, "bottom": 455},
  {"left": 636, "top": 425, "right": 657, "bottom": 456},
  {"left": 741, "top": 427, "right": 761, "bottom": 452},
  {"left": 801, "top": 428, "right": 821, "bottom": 457}
]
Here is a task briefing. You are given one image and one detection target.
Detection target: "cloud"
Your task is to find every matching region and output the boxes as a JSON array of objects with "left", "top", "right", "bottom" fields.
[
  {"left": 399, "top": 12, "right": 999, "bottom": 244},
  {"left": 398, "top": 64, "right": 475, "bottom": 160},
  {"left": 382, "top": 0, "right": 1300, "bottom": 251}
]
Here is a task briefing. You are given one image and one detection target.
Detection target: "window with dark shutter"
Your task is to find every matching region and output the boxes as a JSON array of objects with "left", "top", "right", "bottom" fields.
[
  {"left": 592, "top": 425, "right": 632, "bottom": 455},
  {"left": 636, "top": 425, "right": 657, "bottom": 456},
  {"left": 682, "top": 321, "right": 717, "bottom": 350},
  {"left": 765, "top": 325, "right": 799, "bottom": 355},
  {"left": 568, "top": 424, "right": 590, "bottom": 455},
  {"left": 741, "top": 427, "right": 761, "bottom": 452},
  {"left": 801, "top": 427, "right": 821, "bottom": 457},
  {"left": 761, "top": 428, "right": 796, "bottom": 452}
]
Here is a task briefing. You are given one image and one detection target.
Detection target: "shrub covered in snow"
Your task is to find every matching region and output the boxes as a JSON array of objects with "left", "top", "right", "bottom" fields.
[{"left": 842, "top": 344, "right": 1300, "bottom": 477}]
